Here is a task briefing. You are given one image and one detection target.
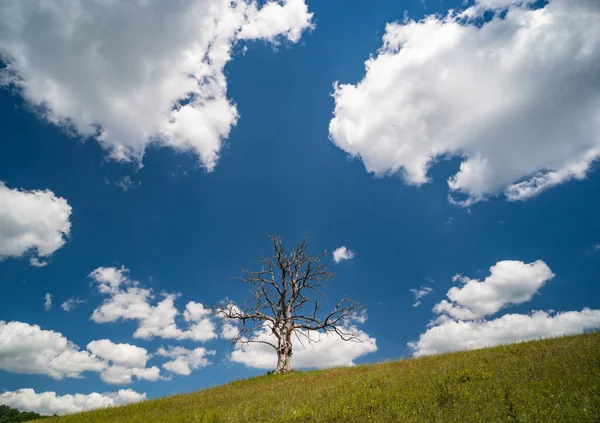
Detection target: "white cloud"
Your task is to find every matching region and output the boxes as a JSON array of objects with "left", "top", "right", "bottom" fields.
[
  {"left": 409, "top": 308, "right": 600, "bottom": 357},
  {"left": 87, "top": 339, "right": 161, "bottom": 384},
  {"left": 89, "top": 266, "right": 129, "bottom": 294},
  {"left": 0, "top": 388, "right": 145, "bottom": 416},
  {"left": 183, "top": 302, "right": 212, "bottom": 322},
  {"left": 349, "top": 310, "right": 369, "bottom": 325},
  {"left": 30, "top": 257, "right": 49, "bottom": 267},
  {"left": 0, "top": 182, "right": 71, "bottom": 263},
  {"left": 0, "top": 0, "right": 313, "bottom": 170},
  {"left": 90, "top": 266, "right": 216, "bottom": 341},
  {"left": 329, "top": 0, "right": 600, "bottom": 206},
  {"left": 99, "top": 365, "right": 161, "bottom": 385},
  {"left": 61, "top": 297, "right": 87, "bottom": 312},
  {"left": 333, "top": 246, "right": 355, "bottom": 263},
  {"left": 409, "top": 259, "right": 599, "bottom": 356},
  {"left": 216, "top": 303, "right": 243, "bottom": 320},
  {"left": 0, "top": 321, "right": 104, "bottom": 379},
  {"left": 238, "top": 0, "right": 314, "bottom": 43},
  {"left": 86, "top": 340, "right": 149, "bottom": 368},
  {"left": 156, "top": 346, "right": 215, "bottom": 376},
  {"left": 44, "top": 293, "right": 52, "bottom": 311},
  {"left": 221, "top": 322, "right": 240, "bottom": 340},
  {"left": 593, "top": 244, "right": 600, "bottom": 252},
  {"left": 410, "top": 286, "right": 433, "bottom": 308},
  {"left": 433, "top": 260, "right": 554, "bottom": 320},
  {"left": 0, "top": 321, "right": 162, "bottom": 384},
  {"left": 216, "top": 303, "right": 243, "bottom": 339},
  {"left": 230, "top": 323, "right": 377, "bottom": 370}
]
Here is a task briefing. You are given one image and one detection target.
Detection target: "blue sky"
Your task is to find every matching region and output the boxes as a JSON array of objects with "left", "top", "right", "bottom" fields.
[{"left": 1, "top": 0, "right": 599, "bottom": 415}]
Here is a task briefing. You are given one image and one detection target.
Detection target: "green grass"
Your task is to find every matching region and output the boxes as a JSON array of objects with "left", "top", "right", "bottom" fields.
[{"left": 34, "top": 333, "right": 600, "bottom": 422}]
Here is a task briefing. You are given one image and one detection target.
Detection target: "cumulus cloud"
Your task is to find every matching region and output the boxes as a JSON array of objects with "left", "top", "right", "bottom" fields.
[
  {"left": 0, "top": 321, "right": 104, "bottom": 379},
  {"left": 0, "top": 388, "right": 145, "bottom": 416},
  {"left": 0, "top": 0, "right": 313, "bottom": 170},
  {"left": 230, "top": 323, "right": 377, "bottom": 370},
  {"left": 0, "top": 182, "right": 71, "bottom": 263},
  {"left": 61, "top": 297, "right": 87, "bottom": 312},
  {"left": 44, "top": 293, "right": 52, "bottom": 311},
  {"left": 89, "top": 266, "right": 129, "bottom": 294},
  {"left": 333, "top": 246, "right": 355, "bottom": 263},
  {"left": 221, "top": 322, "right": 240, "bottom": 340},
  {"left": 410, "top": 286, "right": 433, "bottom": 308},
  {"left": 86, "top": 340, "right": 161, "bottom": 384},
  {"left": 433, "top": 260, "right": 554, "bottom": 320},
  {"left": 409, "top": 259, "right": 600, "bottom": 356},
  {"left": 90, "top": 266, "right": 216, "bottom": 341},
  {"left": 99, "top": 365, "right": 161, "bottom": 385},
  {"left": 329, "top": 0, "right": 600, "bottom": 206},
  {"left": 409, "top": 309, "right": 600, "bottom": 357},
  {"left": 0, "top": 321, "right": 162, "bottom": 384},
  {"left": 87, "top": 340, "right": 149, "bottom": 368},
  {"left": 156, "top": 346, "right": 215, "bottom": 376},
  {"left": 238, "top": 0, "right": 314, "bottom": 42},
  {"left": 183, "top": 302, "right": 213, "bottom": 322},
  {"left": 215, "top": 303, "right": 243, "bottom": 339}
]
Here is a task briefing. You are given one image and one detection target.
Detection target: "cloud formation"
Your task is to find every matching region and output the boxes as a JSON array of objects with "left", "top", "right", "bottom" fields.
[
  {"left": 333, "top": 246, "right": 355, "bottom": 263},
  {"left": 98, "top": 364, "right": 161, "bottom": 385},
  {"left": 30, "top": 257, "right": 49, "bottom": 267},
  {"left": 409, "top": 309, "right": 600, "bottom": 357},
  {"left": 0, "top": 0, "right": 313, "bottom": 170},
  {"left": 156, "top": 346, "right": 215, "bottom": 376},
  {"left": 0, "top": 182, "right": 71, "bottom": 263},
  {"left": 87, "top": 340, "right": 150, "bottom": 369},
  {"left": 44, "top": 294, "right": 52, "bottom": 312},
  {"left": 330, "top": 0, "right": 600, "bottom": 205},
  {"left": 0, "top": 321, "right": 104, "bottom": 379},
  {"left": 0, "top": 388, "right": 145, "bottom": 416},
  {"left": 61, "top": 297, "right": 87, "bottom": 312},
  {"left": 409, "top": 260, "right": 600, "bottom": 356},
  {"left": 90, "top": 266, "right": 216, "bottom": 341},
  {"left": 410, "top": 286, "right": 433, "bottom": 308},
  {"left": 433, "top": 260, "right": 554, "bottom": 320},
  {"left": 0, "top": 321, "right": 161, "bottom": 384},
  {"left": 230, "top": 322, "right": 377, "bottom": 370}
]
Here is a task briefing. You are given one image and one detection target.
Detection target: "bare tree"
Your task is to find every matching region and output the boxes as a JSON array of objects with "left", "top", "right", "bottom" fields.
[{"left": 216, "top": 235, "right": 363, "bottom": 374}]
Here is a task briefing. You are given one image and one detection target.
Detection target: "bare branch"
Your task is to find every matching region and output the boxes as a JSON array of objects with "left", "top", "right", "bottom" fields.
[
  {"left": 238, "top": 338, "right": 278, "bottom": 350},
  {"left": 214, "top": 235, "right": 365, "bottom": 373}
]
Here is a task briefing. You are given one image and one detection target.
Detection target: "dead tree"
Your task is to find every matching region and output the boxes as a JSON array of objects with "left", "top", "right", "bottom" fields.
[{"left": 216, "top": 235, "right": 363, "bottom": 374}]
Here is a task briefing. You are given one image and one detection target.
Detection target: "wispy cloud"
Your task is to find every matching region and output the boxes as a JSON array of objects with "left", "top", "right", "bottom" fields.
[
  {"left": 30, "top": 257, "right": 49, "bottom": 267},
  {"left": 116, "top": 176, "right": 139, "bottom": 192},
  {"left": 61, "top": 297, "right": 87, "bottom": 312},
  {"left": 410, "top": 286, "right": 433, "bottom": 308},
  {"left": 43, "top": 293, "right": 52, "bottom": 311}
]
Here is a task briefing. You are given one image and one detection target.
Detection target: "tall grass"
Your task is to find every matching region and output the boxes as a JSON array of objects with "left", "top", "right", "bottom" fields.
[{"left": 33, "top": 332, "right": 600, "bottom": 422}]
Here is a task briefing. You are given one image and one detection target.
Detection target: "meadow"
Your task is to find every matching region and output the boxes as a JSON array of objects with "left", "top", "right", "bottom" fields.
[{"left": 34, "top": 332, "right": 600, "bottom": 422}]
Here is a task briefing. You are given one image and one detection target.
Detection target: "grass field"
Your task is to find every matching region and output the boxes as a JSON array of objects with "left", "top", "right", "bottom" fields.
[{"left": 33, "top": 332, "right": 600, "bottom": 422}]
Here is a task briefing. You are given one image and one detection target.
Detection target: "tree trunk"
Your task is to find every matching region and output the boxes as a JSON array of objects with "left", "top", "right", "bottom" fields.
[{"left": 273, "top": 335, "right": 292, "bottom": 374}]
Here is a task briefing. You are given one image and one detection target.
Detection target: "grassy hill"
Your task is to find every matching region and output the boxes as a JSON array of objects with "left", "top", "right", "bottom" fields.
[{"left": 33, "top": 332, "right": 600, "bottom": 423}]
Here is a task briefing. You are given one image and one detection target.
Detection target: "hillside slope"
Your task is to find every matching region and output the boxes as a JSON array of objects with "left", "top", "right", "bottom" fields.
[{"left": 33, "top": 333, "right": 600, "bottom": 423}]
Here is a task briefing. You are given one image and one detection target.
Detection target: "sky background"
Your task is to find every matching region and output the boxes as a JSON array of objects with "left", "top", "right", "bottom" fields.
[{"left": 1, "top": 0, "right": 599, "bottom": 414}]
